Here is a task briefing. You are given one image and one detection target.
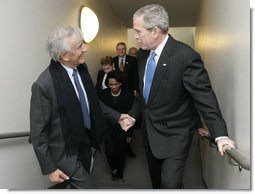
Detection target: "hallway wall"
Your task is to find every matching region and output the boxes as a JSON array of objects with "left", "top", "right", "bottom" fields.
[
  {"left": 195, "top": 0, "right": 250, "bottom": 189},
  {"left": 0, "top": 0, "right": 126, "bottom": 189},
  {"left": 0, "top": 0, "right": 251, "bottom": 189},
  {"left": 127, "top": 27, "right": 195, "bottom": 49}
]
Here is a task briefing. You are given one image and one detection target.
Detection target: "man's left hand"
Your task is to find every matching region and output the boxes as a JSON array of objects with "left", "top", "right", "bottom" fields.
[{"left": 216, "top": 137, "right": 235, "bottom": 156}]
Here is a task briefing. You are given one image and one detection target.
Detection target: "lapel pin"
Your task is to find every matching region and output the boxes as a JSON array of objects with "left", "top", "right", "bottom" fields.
[{"left": 163, "top": 63, "right": 166, "bottom": 67}]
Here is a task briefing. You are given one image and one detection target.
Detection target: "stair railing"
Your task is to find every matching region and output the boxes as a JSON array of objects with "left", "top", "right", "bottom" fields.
[
  {"left": 0, "top": 131, "right": 30, "bottom": 140},
  {"left": 200, "top": 135, "right": 250, "bottom": 171}
]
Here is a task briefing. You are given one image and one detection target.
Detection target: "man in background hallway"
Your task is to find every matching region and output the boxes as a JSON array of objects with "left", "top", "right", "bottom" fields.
[
  {"left": 113, "top": 42, "right": 139, "bottom": 96},
  {"left": 113, "top": 42, "right": 138, "bottom": 158},
  {"left": 128, "top": 47, "right": 138, "bottom": 58}
]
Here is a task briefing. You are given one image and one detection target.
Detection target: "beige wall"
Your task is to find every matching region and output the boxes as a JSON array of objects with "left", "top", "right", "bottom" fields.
[
  {"left": 0, "top": 0, "right": 251, "bottom": 189},
  {"left": 127, "top": 27, "right": 195, "bottom": 50},
  {"left": 0, "top": 0, "right": 126, "bottom": 134},
  {"left": 195, "top": 0, "right": 250, "bottom": 189},
  {"left": 82, "top": 0, "right": 127, "bottom": 83},
  {"left": 0, "top": 0, "right": 126, "bottom": 189}
]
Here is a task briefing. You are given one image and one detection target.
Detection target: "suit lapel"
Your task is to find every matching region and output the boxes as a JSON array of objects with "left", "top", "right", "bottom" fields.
[
  {"left": 146, "top": 35, "right": 176, "bottom": 105},
  {"left": 139, "top": 51, "right": 150, "bottom": 104}
]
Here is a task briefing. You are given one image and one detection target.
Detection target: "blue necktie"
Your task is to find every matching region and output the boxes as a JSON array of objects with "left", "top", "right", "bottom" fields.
[
  {"left": 144, "top": 52, "right": 157, "bottom": 103},
  {"left": 72, "top": 69, "right": 91, "bottom": 129}
]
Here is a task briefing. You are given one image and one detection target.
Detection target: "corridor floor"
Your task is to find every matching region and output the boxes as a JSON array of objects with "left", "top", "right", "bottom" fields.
[{"left": 91, "top": 128, "right": 205, "bottom": 189}]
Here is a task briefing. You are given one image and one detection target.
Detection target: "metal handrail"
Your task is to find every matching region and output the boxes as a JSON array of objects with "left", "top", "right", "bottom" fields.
[
  {"left": 0, "top": 131, "right": 30, "bottom": 140},
  {"left": 0, "top": 131, "right": 250, "bottom": 171},
  {"left": 201, "top": 135, "right": 250, "bottom": 171}
]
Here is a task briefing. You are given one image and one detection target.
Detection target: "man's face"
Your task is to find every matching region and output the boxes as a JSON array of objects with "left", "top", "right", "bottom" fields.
[
  {"left": 116, "top": 45, "right": 126, "bottom": 57},
  {"left": 133, "top": 16, "right": 154, "bottom": 50},
  {"left": 63, "top": 34, "right": 87, "bottom": 67},
  {"left": 129, "top": 48, "right": 137, "bottom": 57}
]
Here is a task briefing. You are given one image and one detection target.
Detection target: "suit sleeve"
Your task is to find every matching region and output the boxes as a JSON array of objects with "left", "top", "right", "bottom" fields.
[
  {"left": 128, "top": 94, "right": 142, "bottom": 120},
  {"left": 30, "top": 82, "right": 57, "bottom": 175},
  {"left": 133, "top": 59, "right": 139, "bottom": 91},
  {"left": 183, "top": 51, "right": 228, "bottom": 139},
  {"left": 95, "top": 70, "right": 101, "bottom": 91},
  {"left": 99, "top": 100, "right": 121, "bottom": 124}
]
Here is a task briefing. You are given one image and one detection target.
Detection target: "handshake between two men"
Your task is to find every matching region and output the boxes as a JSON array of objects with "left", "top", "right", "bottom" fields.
[
  {"left": 118, "top": 114, "right": 235, "bottom": 156},
  {"left": 118, "top": 114, "right": 136, "bottom": 132}
]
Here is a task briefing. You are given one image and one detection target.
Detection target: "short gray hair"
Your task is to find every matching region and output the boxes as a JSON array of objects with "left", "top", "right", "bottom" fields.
[
  {"left": 46, "top": 26, "right": 84, "bottom": 61},
  {"left": 133, "top": 4, "right": 169, "bottom": 34}
]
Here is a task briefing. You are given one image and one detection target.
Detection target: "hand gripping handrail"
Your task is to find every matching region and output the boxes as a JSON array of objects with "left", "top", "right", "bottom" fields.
[
  {"left": 0, "top": 131, "right": 251, "bottom": 171},
  {"left": 201, "top": 135, "right": 250, "bottom": 171}
]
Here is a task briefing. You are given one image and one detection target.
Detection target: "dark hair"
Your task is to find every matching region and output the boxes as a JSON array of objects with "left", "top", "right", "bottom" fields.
[
  {"left": 116, "top": 42, "right": 126, "bottom": 49},
  {"left": 100, "top": 56, "right": 113, "bottom": 66},
  {"left": 106, "top": 70, "right": 123, "bottom": 86}
]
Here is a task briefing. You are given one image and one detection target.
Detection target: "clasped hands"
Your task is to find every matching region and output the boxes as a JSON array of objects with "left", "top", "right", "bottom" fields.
[
  {"left": 118, "top": 116, "right": 236, "bottom": 156},
  {"left": 118, "top": 114, "right": 136, "bottom": 131}
]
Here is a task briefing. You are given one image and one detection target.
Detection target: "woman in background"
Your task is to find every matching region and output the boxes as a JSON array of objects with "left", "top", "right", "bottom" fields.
[
  {"left": 98, "top": 70, "right": 134, "bottom": 182},
  {"left": 95, "top": 56, "right": 115, "bottom": 94}
]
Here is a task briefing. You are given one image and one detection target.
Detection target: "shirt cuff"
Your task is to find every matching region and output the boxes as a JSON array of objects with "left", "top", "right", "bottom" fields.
[{"left": 215, "top": 136, "right": 228, "bottom": 143}]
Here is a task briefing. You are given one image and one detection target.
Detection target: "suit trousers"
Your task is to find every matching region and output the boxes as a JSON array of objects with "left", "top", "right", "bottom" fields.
[
  {"left": 65, "top": 139, "right": 95, "bottom": 189},
  {"left": 64, "top": 159, "right": 96, "bottom": 189},
  {"left": 146, "top": 146, "right": 187, "bottom": 189},
  {"left": 105, "top": 138, "right": 127, "bottom": 179}
]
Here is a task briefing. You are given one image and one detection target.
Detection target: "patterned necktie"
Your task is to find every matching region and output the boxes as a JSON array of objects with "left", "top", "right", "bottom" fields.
[
  {"left": 119, "top": 59, "right": 125, "bottom": 72},
  {"left": 72, "top": 69, "right": 91, "bottom": 129},
  {"left": 144, "top": 52, "right": 157, "bottom": 103}
]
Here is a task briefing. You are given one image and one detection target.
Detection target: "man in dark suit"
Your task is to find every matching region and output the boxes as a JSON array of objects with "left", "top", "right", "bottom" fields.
[
  {"left": 113, "top": 42, "right": 139, "bottom": 96},
  {"left": 30, "top": 26, "right": 107, "bottom": 189},
  {"left": 120, "top": 4, "right": 235, "bottom": 189},
  {"left": 128, "top": 47, "right": 138, "bottom": 58},
  {"left": 113, "top": 42, "right": 139, "bottom": 158}
]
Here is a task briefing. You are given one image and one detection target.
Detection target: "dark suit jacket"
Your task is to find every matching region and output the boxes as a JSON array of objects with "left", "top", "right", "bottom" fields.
[
  {"left": 113, "top": 55, "right": 139, "bottom": 93},
  {"left": 129, "top": 35, "right": 228, "bottom": 159},
  {"left": 30, "top": 63, "right": 106, "bottom": 176},
  {"left": 95, "top": 69, "right": 107, "bottom": 93},
  {"left": 99, "top": 88, "right": 134, "bottom": 141}
]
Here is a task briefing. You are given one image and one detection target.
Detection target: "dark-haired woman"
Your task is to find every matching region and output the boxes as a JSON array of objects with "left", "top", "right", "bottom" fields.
[{"left": 98, "top": 70, "right": 134, "bottom": 182}]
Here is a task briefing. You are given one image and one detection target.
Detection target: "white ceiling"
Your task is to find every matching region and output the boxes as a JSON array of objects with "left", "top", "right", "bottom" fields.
[{"left": 108, "top": 0, "right": 201, "bottom": 28}]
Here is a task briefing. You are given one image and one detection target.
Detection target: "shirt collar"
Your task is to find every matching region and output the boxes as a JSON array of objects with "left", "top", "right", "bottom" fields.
[
  {"left": 119, "top": 55, "right": 126, "bottom": 60},
  {"left": 153, "top": 35, "right": 169, "bottom": 57},
  {"left": 61, "top": 63, "right": 76, "bottom": 77}
]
